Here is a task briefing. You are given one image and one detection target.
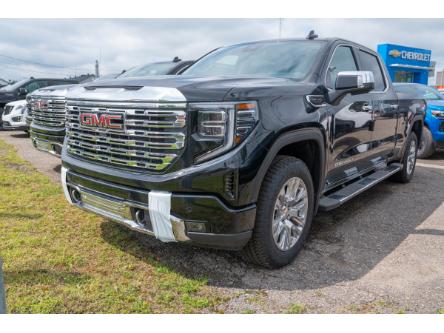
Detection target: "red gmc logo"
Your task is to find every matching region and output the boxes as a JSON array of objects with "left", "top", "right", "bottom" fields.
[
  {"left": 79, "top": 113, "right": 123, "bottom": 130},
  {"left": 36, "top": 100, "right": 46, "bottom": 109}
]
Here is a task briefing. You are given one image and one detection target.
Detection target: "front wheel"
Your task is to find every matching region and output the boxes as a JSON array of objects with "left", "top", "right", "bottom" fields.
[{"left": 243, "top": 156, "right": 314, "bottom": 268}]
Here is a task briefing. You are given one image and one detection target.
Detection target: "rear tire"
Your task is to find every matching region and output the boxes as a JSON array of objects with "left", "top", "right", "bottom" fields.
[
  {"left": 391, "top": 132, "right": 418, "bottom": 183},
  {"left": 243, "top": 156, "right": 314, "bottom": 268},
  {"left": 417, "top": 126, "right": 435, "bottom": 159}
]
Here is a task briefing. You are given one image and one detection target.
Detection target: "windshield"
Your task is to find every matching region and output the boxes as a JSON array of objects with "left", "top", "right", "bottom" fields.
[
  {"left": 395, "top": 84, "right": 443, "bottom": 100},
  {"left": 183, "top": 40, "right": 326, "bottom": 80},
  {"left": 0, "top": 79, "right": 29, "bottom": 92},
  {"left": 119, "top": 62, "right": 178, "bottom": 78}
]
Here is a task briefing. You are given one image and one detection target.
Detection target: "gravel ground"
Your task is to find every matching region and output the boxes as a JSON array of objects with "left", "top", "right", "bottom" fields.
[{"left": 1, "top": 129, "right": 443, "bottom": 313}]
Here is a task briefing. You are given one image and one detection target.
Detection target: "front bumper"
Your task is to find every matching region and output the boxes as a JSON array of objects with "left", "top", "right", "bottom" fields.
[
  {"left": 61, "top": 167, "right": 255, "bottom": 250},
  {"left": 30, "top": 123, "right": 65, "bottom": 156}
]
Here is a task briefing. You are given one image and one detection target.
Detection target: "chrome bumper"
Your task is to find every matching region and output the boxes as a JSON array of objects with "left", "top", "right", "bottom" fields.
[
  {"left": 61, "top": 167, "right": 189, "bottom": 242},
  {"left": 31, "top": 134, "right": 63, "bottom": 156}
]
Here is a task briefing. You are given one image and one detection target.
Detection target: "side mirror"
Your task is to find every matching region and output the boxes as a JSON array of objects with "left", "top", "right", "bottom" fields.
[
  {"left": 328, "top": 71, "right": 375, "bottom": 105},
  {"left": 18, "top": 87, "right": 28, "bottom": 96}
]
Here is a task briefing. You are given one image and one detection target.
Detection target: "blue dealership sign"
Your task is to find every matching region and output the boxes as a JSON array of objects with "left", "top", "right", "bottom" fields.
[{"left": 378, "top": 44, "right": 432, "bottom": 85}]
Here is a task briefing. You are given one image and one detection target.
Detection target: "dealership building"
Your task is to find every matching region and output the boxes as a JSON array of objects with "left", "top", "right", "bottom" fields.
[{"left": 377, "top": 44, "right": 433, "bottom": 85}]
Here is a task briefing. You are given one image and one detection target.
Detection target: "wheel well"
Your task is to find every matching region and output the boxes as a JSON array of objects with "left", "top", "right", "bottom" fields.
[
  {"left": 412, "top": 120, "right": 423, "bottom": 140},
  {"left": 276, "top": 140, "right": 322, "bottom": 196}
]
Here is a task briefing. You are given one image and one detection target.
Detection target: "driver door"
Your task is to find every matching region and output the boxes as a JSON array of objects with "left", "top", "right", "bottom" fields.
[{"left": 325, "top": 45, "right": 376, "bottom": 189}]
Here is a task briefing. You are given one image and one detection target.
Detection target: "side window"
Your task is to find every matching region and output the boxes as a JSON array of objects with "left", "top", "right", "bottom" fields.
[
  {"left": 358, "top": 51, "right": 386, "bottom": 91},
  {"left": 327, "top": 46, "right": 358, "bottom": 88},
  {"left": 24, "top": 80, "right": 48, "bottom": 93}
]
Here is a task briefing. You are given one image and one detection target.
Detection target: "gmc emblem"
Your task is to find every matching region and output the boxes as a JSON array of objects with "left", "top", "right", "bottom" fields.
[
  {"left": 79, "top": 113, "right": 123, "bottom": 130},
  {"left": 35, "top": 100, "right": 46, "bottom": 109}
]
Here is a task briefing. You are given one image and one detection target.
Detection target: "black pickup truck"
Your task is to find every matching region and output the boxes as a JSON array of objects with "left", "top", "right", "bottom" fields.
[{"left": 61, "top": 36, "right": 425, "bottom": 268}]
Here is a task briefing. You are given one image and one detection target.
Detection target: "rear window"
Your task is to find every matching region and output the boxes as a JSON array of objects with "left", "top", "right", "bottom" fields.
[{"left": 358, "top": 51, "right": 386, "bottom": 91}]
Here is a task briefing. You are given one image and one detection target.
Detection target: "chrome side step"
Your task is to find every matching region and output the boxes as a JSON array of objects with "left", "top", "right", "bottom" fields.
[{"left": 319, "top": 163, "right": 401, "bottom": 211}]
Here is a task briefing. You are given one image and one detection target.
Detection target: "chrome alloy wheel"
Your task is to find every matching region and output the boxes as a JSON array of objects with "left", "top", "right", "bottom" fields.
[
  {"left": 272, "top": 177, "right": 309, "bottom": 251},
  {"left": 406, "top": 139, "right": 417, "bottom": 175}
]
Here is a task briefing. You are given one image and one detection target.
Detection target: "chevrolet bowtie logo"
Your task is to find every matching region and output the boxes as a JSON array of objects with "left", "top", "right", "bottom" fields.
[{"left": 389, "top": 49, "right": 401, "bottom": 58}]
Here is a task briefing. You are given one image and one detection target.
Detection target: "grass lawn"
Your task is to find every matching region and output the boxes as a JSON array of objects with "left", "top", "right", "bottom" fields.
[{"left": 0, "top": 139, "right": 225, "bottom": 313}]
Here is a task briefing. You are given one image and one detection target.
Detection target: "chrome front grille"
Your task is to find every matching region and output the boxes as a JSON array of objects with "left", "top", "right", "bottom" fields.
[
  {"left": 29, "top": 96, "right": 66, "bottom": 128},
  {"left": 65, "top": 100, "right": 187, "bottom": 172}
]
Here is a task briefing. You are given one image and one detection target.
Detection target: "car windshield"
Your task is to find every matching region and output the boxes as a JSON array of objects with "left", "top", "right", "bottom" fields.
[
  {"left": 182, "top": 40, "right": 326, "bottom": 80},
  {"left": 119, "top": 62, "right": 178, "bottom": 78},
  {"left": 0, "top": 79, "right": 29, "bottom": 92},
  {"left": 395, "top": 84, "right": 443, "bottom": 100}
]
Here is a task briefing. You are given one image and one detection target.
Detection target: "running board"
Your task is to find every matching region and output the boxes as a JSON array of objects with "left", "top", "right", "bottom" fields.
[{"left": 319, "top": 163, "right": 401, "bottom": 211}]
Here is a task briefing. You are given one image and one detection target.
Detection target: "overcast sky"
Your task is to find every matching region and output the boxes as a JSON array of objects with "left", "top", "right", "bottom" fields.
[{"left": 0, "top": 18, "right": 443, "bottom": 83}]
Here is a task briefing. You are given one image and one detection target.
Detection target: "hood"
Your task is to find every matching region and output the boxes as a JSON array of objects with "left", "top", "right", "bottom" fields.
[
  {"left": 29, "top": 84, "right": 79, "bottom": 98},
  {"left": 79, "top": 75, "right": 305, "bottom": 102},
  {"left": 427, "top": 100, "right": 444, "bottom": 110},
  {"left": 5, "top": 100, "right": 27, "bottom": 107}
]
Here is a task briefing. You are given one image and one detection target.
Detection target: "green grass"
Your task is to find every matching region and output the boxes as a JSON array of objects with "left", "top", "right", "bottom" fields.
[
  {"left": 0, "top": 139, "right": 224, "bottom": 313},
  {"left": 438, "top": 308, "right": 444, "bottom": 314},
  {"left": 286, "top": 303, "right": 306, "bottom": 314}
]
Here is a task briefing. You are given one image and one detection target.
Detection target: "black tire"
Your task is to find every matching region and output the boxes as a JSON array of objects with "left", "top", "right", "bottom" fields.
[
  {"left": 243, "top": 156, "right": 315, "bottom": 268},
  {"left": 417, "top": 126, "right": 435, "bottom": 159},
  {"left": 391, "top": 132, "right": 418, "bottom": 183}
]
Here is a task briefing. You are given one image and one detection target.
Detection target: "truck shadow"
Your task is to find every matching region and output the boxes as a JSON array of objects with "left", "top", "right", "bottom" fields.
[
  {"left": 10, "top": 133, "right": 29, "bottom": 139},
  {"left": 101, "top": 167, "right": 444, "bottom": 291}
]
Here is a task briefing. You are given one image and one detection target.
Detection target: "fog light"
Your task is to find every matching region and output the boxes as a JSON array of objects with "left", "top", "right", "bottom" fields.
[
  {"left": 185, "top": 221, "right": 206, "bottom": 232},
  {"left": 134, "top": 209, "right": 145, "bottom": 224},
  {"left": 70, "top": 189, "right": 81, "bottom": 203}
]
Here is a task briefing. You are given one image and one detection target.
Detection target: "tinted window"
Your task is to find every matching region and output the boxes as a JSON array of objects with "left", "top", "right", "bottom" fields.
[
  {"left": 184, "top": 40, "right": 326, "bottom": 80},
  {"left": 24, "top": 80, "right": 48, "bottom": 93},
  {"left": 359, "top": 51, "right": 386, "bottom": 91},
  {"left": 327, "top": 46, "right": 358, "bottom": 88}
]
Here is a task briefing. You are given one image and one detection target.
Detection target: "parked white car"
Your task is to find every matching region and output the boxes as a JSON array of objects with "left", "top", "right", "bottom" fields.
[{"left": 1, "top": 100, "right": 28, "bottom": 131}]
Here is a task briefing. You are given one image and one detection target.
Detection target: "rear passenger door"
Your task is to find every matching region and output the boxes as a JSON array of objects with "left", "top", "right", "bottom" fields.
[{"left": 357, "top": 50, "right": 399, "bottom": 159}]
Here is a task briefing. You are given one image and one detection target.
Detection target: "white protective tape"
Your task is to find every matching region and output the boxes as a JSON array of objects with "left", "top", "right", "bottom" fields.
[
  {"left": 60, "top": 166, "right": 73, "bottom": 204},
  {"left": 148, "top": 191, "right": 176, "bottom": 242}
]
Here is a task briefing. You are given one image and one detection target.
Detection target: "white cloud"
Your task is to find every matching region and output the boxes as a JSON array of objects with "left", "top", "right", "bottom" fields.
[{"left": 0, "top": 18, "right": 442, "bottom": 84}]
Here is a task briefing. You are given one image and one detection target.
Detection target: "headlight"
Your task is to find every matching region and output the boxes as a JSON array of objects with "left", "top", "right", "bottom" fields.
[
  {"left": 431, "top": 109, "right": 444, "bottom": 119},
  {"left": 191, "top": 101, "right": 259, "bottom": 163}
]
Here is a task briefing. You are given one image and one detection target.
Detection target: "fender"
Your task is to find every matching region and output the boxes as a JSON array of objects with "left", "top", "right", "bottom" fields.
[
  {"left": 251, "top": 127, "right": 327, "bottom": 210},
  {"left": 395, "top": 113, "right": 425, "bottom": 161}
]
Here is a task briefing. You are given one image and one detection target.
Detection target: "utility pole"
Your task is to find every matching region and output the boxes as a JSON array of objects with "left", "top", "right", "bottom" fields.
[{"left": 95, "top": 60, "right": 100, "bottom": 78}]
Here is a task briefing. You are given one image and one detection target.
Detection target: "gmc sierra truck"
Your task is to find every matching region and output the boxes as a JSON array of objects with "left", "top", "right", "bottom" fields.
[
  {"left": 61, "top": 36, "right": 425, "bottom": 268},
  {"left": 28, "top": 85, "right": 78, "bottom": 155},
  {"left": 0, "top": 77, "right": 78, "bottom": 127},
  {"left": 29, "top": 59, "right": 193, "bottom": 157}
]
